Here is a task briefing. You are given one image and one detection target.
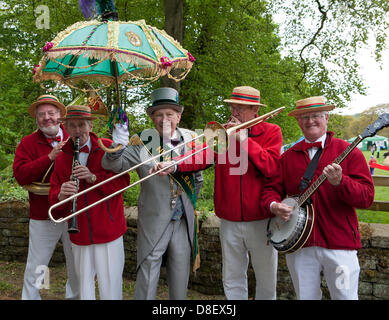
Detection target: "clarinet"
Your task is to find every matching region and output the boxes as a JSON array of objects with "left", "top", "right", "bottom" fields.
[{"left": 68, "top": 137, "right": 80, "bottom": 234}]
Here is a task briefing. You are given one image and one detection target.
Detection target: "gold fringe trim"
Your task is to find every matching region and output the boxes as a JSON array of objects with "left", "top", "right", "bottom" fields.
[{"left": 33, "top": 19, "right": 193, "bottom": 87}]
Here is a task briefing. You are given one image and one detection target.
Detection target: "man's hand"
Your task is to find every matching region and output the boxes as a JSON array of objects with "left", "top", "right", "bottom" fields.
[
  {"left": 149, "top": 161, "right": 176, "bottom": 176},
  {"left": 225, "top": 116, "right": 248, "bottom": 142},
  {"left": 48, "top": 141, "right": 66, "bottom": 161},
  {"left": 270, "top": 202, "right": 293, "bottom": 221},
  {"left": 58, "top": 180, "right": 78, "bottom": 201},
  {"left": 323, "top": 163, "right": 342, "bottom": 186},
  {"left": 72, "top": 164, "right": 95, "bottom": 183}
]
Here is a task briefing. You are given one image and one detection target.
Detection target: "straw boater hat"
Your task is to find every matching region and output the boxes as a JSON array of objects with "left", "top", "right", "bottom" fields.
[
  {"left": 28, "top": 94, "right": 66, "bottom": 118},
  {"left": 146, "top": 87, "right": 184, "bottom": 116},
  {"left": 288, "top": 96, "right": 335, "bottom": 117},
  {"left": 58, "top": 105, "right": 96, "bottom": 121},
  {"left": 223, "top": 86, "right": 266, "bottom": 106}
]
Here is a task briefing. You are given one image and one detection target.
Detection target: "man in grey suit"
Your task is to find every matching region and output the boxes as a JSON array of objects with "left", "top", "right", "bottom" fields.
[{"left": 102, "top": 87, "right": 203, "bottom": 300}]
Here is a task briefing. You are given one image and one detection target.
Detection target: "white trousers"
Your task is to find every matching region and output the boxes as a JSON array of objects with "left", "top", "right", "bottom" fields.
[
  {"left": 134, "top": 218, "right": 191, "bottom": 300},
  {"left": 22, "top": 219, "right": 79, "bottom": 300},
  {"left": 220, "top": 219, "right": 278, "bottom": 300},
  {"left": 71, "top": 236, "right": 124, "bottom": 300},
  {"left": 286, "top": 246, "right": 360, "bottom": 300}
]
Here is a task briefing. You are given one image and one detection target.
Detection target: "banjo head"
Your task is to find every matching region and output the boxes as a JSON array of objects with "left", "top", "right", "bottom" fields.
[{"left": 267, "top": 197, "right": 310, "bottom": 252}]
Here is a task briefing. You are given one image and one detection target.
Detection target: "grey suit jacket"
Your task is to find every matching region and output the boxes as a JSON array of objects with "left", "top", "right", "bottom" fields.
[{"left": 102, "top": 127, "right": 203, "bottom": 270}]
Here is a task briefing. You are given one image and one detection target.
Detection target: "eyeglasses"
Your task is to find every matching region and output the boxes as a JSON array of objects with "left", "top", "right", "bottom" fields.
[
  {"left": 297, "top": 113, "right": 325, "bottom": 122},
  {"left": 36, "top": 111, "right": 59, "bottom": 118},
  {"left": 229, "top": 105, "right": 252, "bottom": 113}
]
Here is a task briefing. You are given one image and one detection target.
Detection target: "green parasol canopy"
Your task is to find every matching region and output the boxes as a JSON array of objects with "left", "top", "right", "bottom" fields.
[{"left": 33, "top": 19, "right": 195, "bottom": 90}]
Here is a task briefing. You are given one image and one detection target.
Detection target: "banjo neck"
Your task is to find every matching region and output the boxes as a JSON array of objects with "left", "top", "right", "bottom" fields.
[{"left": 297, "top": 135, "right": 363, "bottom": 207}]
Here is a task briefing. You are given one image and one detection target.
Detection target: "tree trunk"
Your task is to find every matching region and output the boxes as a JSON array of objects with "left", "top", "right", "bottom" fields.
[{"left": 161, "top": 0, "right": 184, "bottom": 92}]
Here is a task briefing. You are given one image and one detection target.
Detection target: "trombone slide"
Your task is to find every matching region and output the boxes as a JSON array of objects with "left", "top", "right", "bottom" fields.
[{"left": 48, "top": 106, "right": 285, "bottom": 224}]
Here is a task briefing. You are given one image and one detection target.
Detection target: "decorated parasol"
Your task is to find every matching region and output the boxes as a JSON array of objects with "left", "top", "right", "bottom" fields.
[{"left": 33, "top": 0, "right": 195, "bottom": 143}]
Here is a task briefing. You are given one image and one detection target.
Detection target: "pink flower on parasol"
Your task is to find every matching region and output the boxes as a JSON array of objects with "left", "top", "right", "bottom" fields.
[
  {"left": 160, "top": 56, "right": 173, "bottom": 68},
  {"left": 42, "top": 42, "right": 54, "bottom": 52},
  {"left": 187, "top": 52, "right": 196, "bottom": 62},
  {"left": 32, "top": 64, "right": 40, "bottom": 75}
]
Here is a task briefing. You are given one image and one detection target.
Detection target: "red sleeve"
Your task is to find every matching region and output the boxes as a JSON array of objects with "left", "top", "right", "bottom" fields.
[
  {"left": 48, "top": 158, "right": 71, "bottom": 218},
  {"left": 334, "top": 148, "right": 374, "bottom": 209},
  {"left": 13, "top": 137, "right": 52, "bottom": 185},
  {"left": 241, "top": 124, "right": 282, "bottom": 178},
  {"left": 177, "top": 142, "right": 215, "bottom": 172},
  {"left": 260, "top": 156, "right": 286, "bottom": 216}
]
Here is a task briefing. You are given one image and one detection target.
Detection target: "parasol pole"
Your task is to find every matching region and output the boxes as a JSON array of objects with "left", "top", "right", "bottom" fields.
[{"left": 111, "top": 58, "right": 121, "bottom": 113}]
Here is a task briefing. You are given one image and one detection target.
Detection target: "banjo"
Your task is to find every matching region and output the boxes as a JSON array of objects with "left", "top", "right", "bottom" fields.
[{"left": 267, "top": 113, "right": 389, "bottom": 253}]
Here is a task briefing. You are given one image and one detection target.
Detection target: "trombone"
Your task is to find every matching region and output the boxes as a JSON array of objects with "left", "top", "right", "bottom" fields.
[{"left": 48, "top": 106, "right": 284, "bottom": 224}]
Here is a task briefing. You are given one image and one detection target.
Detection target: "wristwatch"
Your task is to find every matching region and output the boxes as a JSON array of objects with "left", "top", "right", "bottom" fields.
[{"left": 89, "top": 174, "right": 97, "bottom": 184}]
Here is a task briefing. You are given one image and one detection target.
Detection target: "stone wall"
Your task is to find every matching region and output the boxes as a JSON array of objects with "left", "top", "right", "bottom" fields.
[{"left": 1, "top": 201, "right": 388, "bottom": 299}]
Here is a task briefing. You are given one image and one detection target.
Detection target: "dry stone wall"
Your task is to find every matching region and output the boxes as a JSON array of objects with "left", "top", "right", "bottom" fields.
[{"left": 1, "top": 201, "right": 388, "bottom": 300}]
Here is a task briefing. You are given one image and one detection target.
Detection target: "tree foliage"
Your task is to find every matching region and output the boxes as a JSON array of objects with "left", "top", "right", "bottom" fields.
[
  {"left": 266, "top": 0, "right": 389, "bottom": 106},
  {"left": 0, "top": 0, "right": 388, "bottom": 172}
]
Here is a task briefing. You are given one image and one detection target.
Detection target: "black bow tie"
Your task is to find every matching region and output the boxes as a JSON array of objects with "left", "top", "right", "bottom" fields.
[{"left": 170, "top": 139, "right": 181, "bottom": 147}]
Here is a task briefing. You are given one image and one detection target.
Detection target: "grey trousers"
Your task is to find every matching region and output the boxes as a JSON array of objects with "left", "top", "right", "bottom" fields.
[{"left": 134, "top": 217, "right": 191, "bottom": 300}]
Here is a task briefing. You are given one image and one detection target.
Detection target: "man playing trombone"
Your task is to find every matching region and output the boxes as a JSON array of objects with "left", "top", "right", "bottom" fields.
[
  {"left": 49, "top": 105, "right": 130, "bottom": 300},
  {"left": 102, "top": 87, "right": 203, "bottom": 300},
  {"left": 152, "top": 86, "right": 283, "bottom": 300}
]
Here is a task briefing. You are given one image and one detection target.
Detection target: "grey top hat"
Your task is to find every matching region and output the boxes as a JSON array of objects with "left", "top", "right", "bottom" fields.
[{"left": 146, "top": 87, "right": 184, "bottom": 116}]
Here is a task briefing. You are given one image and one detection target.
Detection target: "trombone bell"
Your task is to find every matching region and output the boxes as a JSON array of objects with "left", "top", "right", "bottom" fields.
[{"left": 203, "top": 106, "right": 285, "bottom": 153}]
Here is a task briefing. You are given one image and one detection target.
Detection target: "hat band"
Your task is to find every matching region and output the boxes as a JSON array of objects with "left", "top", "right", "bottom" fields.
[
  {"left": 230, "top": 92, "right": 260, "bottom": 103},
  {"left": 296, "top": 103, "right": 326, "bottom": 110},
  {"left": 38, "top": 96, "right": 59, "bottom": 103},
  {"left": 66, "top": 109, "right": 92, "bottom": 118},
  {"left": 152, "top": 99, "right": 179, "bottom": 106}
]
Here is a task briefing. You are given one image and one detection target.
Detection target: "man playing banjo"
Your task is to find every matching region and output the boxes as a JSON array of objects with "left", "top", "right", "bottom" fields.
[{"left": 261, "top": 96, "right": 374, "bottom": 300}]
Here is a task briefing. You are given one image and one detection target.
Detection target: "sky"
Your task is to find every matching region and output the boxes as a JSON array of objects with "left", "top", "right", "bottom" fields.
[{"left": 336, "top": 45, "right": 389, "bottom": 116}]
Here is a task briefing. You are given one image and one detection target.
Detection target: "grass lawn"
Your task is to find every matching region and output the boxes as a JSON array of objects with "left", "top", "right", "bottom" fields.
[{"left": 357, "top": 151, "right": 389, "bottom": 224}]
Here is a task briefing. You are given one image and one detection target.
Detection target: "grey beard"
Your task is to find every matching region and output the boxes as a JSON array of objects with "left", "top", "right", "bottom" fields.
[{"left": 39, "top": 124, "right": 60, "bottom": 137}]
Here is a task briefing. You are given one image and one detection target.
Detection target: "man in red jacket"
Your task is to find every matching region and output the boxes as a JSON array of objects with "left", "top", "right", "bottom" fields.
[
  {"left": 261, "top": 96, "right": 374, "bottom": 300},
  {"left": 49, "top": 105, "right": 130, "bottom": 300},
  {"left": 13, "top": 94, "right": 79, "bottom": 300},
  {"left": 152, "top": 86, "right": 282, "bottom": 299}
]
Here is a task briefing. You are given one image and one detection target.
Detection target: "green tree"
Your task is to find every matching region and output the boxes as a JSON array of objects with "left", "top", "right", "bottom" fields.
[{"left": 266, "top": 0, "right": 389, "bottom": 107}]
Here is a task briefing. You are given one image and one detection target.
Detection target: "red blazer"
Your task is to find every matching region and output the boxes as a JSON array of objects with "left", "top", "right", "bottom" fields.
[
  {"left": 49, "top": 132, "right": 130, "bottom": 245},
  {"left": 178, "top": 121, "right": 282, "bottom": 221},
  {"left": 261, "top": 131, "right": 374, "bottom": 250},
  {"left": 13, "top": 124, "right": 69, "bottom": 220}
]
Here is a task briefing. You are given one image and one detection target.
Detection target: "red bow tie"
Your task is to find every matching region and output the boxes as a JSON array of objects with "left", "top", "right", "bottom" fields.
[
  {"left": 301, "top": 141, "right": 322, "bottom": 151},
  {"left": 47, "top": 136, "right": 61, "bottom": 144},
  {"left": 79, "top": 145, "right": 90, "bottom": 153}
]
